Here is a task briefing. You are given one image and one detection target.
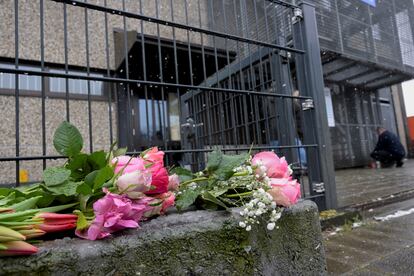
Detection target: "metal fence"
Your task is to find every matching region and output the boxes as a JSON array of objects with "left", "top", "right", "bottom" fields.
[{"left": 0, "top": 0, "right": 336, "bottom": 210}]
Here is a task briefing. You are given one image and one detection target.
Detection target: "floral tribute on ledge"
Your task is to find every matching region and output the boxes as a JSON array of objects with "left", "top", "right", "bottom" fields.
[{"left": 0, "top": 121, "right": 300, "bottom": 257}]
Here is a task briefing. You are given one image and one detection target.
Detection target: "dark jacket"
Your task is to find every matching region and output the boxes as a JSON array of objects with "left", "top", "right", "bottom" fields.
[{"left": 374, "top": 130, "right": 406, "bottom": 158}]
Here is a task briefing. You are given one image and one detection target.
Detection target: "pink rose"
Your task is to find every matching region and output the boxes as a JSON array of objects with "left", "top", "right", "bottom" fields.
[
  {"left": 144, "top": 192, "right": 176, "bottom": 217},
  {"left": 160, "top": 192, "right": 175, "bottom": 213},
  {"left": 268, "top": 178, "right": 301, "bottom": 207},
  {"left": 168, "top": 174, "right": 180, "bottom": 191},
  {"left": 116, "top": 170, "right": 152, "bottom": 199},
  {"left": 143, "top": 147, "right": 165, "bottom": 166},
  {"left": 112, "top": 155, "right": 145, "bottom": 175},
  {"left": 252, "top": 151, "right": 290, "bottom": 178},
  {"left": 76, "top": 190, "right": 148, "bottom": 240},
  {"left": 145, "top": 163, "right": 169, "bottom": 195}
]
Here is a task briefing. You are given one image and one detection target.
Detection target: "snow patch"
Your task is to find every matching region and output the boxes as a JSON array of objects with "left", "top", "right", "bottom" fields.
[{"left": 374, "top": 207, "right": 414, "bottom": 221}]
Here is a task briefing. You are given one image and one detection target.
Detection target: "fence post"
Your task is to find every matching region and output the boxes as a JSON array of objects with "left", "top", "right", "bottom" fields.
[{"left": 293, "top": 1, "right": 337, "bottom": 209}]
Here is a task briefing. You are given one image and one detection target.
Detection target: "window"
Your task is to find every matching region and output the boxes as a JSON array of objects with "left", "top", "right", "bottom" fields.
[
  {"left": 49, "top": 69, "right": 104, "bottom": 96},
  {"left": 0, "top": 62, "right": 105, "bottom": 98},
  {"left": 0, "top": 63, "right": 42, "bottom": 91}
]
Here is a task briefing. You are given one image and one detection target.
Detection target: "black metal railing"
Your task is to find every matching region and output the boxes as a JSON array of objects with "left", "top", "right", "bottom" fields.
[{"left": 0, "top": 0, "right": 336, "bottom": 209}]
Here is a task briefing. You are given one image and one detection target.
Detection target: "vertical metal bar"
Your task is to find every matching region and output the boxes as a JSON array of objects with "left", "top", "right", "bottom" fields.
[
  {"left": 221, "top": 0, "right": 238, "bottom": 149},
  {"left": 197, "top": 0, "right": 213, "bottom": 148},
  {"left": 207, "top": 0, "right": 226, "bottom": 148},
  {"left": 154, "top": 0, "right": 168, "bottom": 151},
  {"left": 232, "top": 0, "right": 250, "bottom": 145},
  {"left": 293, "top": 2, "right": 337, "bottom": 209},
  {"left": 40, "top": 0, "right": 46, "bottom": 169},
  {"left": 103, "top": 0, "right": 113, "bottom": 145},
  {"left": 14, "top": 0, "right": 20, "bottom": 187},
  {"left": 122, "top": 0, "right": 132, "bottom": 150},
  {"left": 63, "top": 3, "right": 70, "bottom": 121},
  {"left": 241, "top": 0, "right": 262, "bottom": 145},
  {"left": 84, "top": 0, "right": 93, "bottom": 153}
]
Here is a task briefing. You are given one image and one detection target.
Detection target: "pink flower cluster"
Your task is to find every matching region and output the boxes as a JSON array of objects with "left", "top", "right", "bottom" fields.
[
  {"left": 252, "top": 151, "right": 301, "bottom": 207},
  {"left": 77, "top": 147, "right": 178, "bottom": 240}
]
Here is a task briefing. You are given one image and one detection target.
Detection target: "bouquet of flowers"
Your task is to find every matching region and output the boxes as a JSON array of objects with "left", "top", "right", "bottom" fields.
[
  {"left": 174, "top": 150, "right": 301, "bottom": 231},
  {"left": 0, "top": 121, "right": 301, "bottom": 257},
  {"left": 0, "top": 121, "right": 178, "bottom": 255}
]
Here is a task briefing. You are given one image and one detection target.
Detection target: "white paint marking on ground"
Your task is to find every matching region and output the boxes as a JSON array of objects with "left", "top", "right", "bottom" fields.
[{"left": 374, "top": 207, "right": 414, "bottom": 222}]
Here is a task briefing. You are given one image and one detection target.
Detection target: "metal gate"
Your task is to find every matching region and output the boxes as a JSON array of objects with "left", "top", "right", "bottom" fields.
[{"left": 0, "top": 0, "right": 336, "bottom": 209}]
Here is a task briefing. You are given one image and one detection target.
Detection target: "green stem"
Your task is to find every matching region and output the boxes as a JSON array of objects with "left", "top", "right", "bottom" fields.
[
  {"left": 233, "top": 171, "right": 249, "bottom": 177},
  {"left": 180, "top": 177, "right": 209, "bottom": 187},
  {"left": 225, "top": 191, "right": 253, "bottom": 198}
]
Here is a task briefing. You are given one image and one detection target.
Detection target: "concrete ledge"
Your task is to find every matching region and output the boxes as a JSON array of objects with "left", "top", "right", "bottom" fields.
[{"left": 0, "top": 200, "right": 326, "bottom": 276}]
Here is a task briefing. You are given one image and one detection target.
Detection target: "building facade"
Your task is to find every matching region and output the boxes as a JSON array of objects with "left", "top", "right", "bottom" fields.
[{"left": 0, "top": 0, "right": 413, "bottom": 186}]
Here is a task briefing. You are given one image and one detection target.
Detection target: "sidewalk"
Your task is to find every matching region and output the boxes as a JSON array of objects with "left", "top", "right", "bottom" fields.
[
  {"left": 335, "top": 159, "right": 414, "bottom": 208},
  {"left": 324, "top": 198, "right": 414, "bottom": 275}
]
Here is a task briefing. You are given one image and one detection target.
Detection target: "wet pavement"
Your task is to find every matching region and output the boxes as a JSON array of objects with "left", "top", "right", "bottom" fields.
[
  {"left": 335, "top": 159, "right": 414, "bottom": 207},
  {"left": 324, "top": 198, "right": 414, "bottom": 275}
]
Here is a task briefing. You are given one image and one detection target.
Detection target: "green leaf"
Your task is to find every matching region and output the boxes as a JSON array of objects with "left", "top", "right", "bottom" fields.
[
  {"left": 215, "top": 153, "right": 248, "bottom": 180},
  {"left": 84, "top": 171, "right": 98, "bottom": 188},
  {"left": 207, "top": 150, "right": 223, "bottom": 173},
  {"left": 88, "top": 151, "right": 107, "bottom": 170},
  {"left": 37, "top": 202, "right": 78, "bottom": 213},
  {"left": 74, "top": 210, "right": 90, "bottom": 231},
  {"left": 113, "top": 147, "right": 127, "bottom": 158},
  {"left": 175, "top": 189, "right": 201, "bottom": 211},
  {"left": 8, "top": 196, "right": 42, "bottom": 211},
  {"left": 201, "top": 192, "right": 229, "bottom": 211},
  {"left": 43, "top": 181, "right": 81, "bottom": 197},
  {"left": 93, "top": 166, "right": 114, "bottom": 191},
  {"left": 0, "top": 188, "right": 13, "bottom": 197},
  {"left": 53, "top": 121, "right": 83, "bottom": 157},
  {"left": 170, "top": 167, "right": 194, "bottom": 183},
  {"left": 43, "top": 167, "right": 71, "bottom": 186},
  {"left": 67, "top": 153, "right": 88, "bottom": 169},
  {"left": 0, "top": 209, "right": 39, "bottom": 221},
  {"left": 79, "top": 194, "right": 91, "bottom": 212},
  {"left": 76, "top": 182, "right": 92, "bottom": 196},
  {"left": 0, "top": 192, "right": 15, "bottom": 207}
]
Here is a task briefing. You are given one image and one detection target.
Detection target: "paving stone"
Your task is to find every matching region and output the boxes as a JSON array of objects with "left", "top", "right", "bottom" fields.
[
  {"left": 336, "top": 159, "right": 414, "bottom": 207},
  {"left": 326, "top": 257, "right": 353, "bottom": 275}
]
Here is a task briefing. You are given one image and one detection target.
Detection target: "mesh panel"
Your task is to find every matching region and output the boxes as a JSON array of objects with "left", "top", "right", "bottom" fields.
[{"left": 313, "top": 0, "right": 414, "bottom": 74}]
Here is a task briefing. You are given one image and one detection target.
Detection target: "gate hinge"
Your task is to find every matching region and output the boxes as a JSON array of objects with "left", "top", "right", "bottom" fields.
[
  {"left": 313, "top": 182, "right": 325, "bottom": 193},
  {"left": 292, "top": 8, "right": 303, "bottom": 23},
  {"left": 302, "top": 99, "right": 314, "bottom": 110}
]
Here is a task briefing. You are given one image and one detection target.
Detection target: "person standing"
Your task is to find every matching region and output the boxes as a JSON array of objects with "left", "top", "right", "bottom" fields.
[{"left": 371, "top": 127, "right": 406, "bottom": 168}]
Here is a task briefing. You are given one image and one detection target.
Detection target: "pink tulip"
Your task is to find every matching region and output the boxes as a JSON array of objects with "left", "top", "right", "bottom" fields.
[
  {"left": 34, "top": 212, "right": 78, "bottom": 233},
  {"left": 268, "top": 178, "right": 301, "bottom": 207},
  {"left": 116, "top": 170, "right": 152, "bottom": 199},
  {"left": 0, "top": 241, "right": 38, "bottom": 256},
  {"left": 168, "top": 174, "right": 180, "bottom": 191},
  {"left": 76, "top": 190, "right": 148, "bottom": 240},
  {"left": 145, "top": 163, "right": 169, "bottom": 195},
  {"left": 112, "top": 155, "right": 145, "bottom": 175},
  {"left": 142, "top": 147, "right": 165, "bottom": 166},
  {"left": 252, "top": 151, "right": 291, "bottom": 178}
]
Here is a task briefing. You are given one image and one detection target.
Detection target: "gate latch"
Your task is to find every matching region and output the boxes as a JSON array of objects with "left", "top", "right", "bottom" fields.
[
  {"left": 312, "top": 182, "right": 325, "bottom": 193},
  {"left": 302, "top": 99, "right": 314, "bottom": 110},
  {"left": 292, "top": 8, "right": 303, "bottom": 23}
]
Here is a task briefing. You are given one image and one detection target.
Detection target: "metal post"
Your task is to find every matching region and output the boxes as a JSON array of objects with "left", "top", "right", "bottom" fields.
[{"left": 293, "top": 2, "right": 337, "bottom": 209}]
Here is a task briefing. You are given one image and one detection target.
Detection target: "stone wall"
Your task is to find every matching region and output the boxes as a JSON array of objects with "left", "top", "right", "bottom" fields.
[
  {"left": 0, "top": 0, "right": 210, "bottom": 70},
  {"left": 0, "top": 95, "right": 116, "bottom": 185},
  {"left": 0, "top": 201, "right": 327, "bottom": 275}
]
